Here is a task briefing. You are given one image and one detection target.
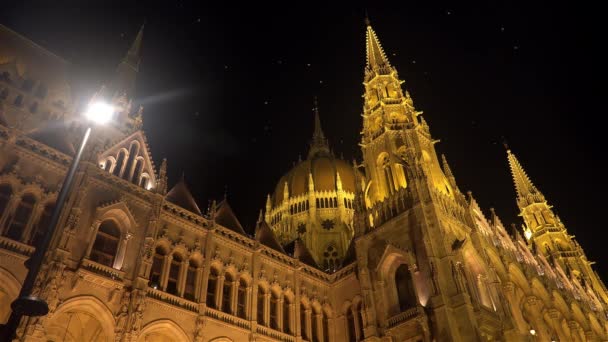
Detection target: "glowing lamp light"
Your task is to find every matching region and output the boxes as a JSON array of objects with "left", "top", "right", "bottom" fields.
[
  {"left": 524, "top": 229, "right": 532, "bottom": 240},
  {"left": 529, "top": 329, "right": 536, "bottom": 336},
  {"left": 85, "top": 101, "right": 114, "bottom": 124}
]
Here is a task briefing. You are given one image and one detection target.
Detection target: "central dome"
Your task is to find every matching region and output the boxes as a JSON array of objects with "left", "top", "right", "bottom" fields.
[{"left": 272, "top": 154, "right": 357, "bottom": 206}]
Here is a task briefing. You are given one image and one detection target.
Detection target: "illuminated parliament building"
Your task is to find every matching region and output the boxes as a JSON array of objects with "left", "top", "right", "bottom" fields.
[{"left": 0, "top": 21, "right": 607, "bottom": 342}]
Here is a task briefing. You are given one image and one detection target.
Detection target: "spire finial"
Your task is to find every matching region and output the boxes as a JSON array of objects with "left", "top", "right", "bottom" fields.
[
  {"left": 110, "top": 23, "right": 145, "bottom": 99},
  {"left": 364, "top": 10, "right": 371, "bottom": 27},
  {"left": 308, "top": 97, "right": 331, "bottom": 159}
]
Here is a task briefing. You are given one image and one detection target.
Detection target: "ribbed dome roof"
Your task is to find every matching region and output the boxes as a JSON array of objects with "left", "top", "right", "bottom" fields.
[{"left": 273, "top": 155, "right": 358, "bottom": 206}]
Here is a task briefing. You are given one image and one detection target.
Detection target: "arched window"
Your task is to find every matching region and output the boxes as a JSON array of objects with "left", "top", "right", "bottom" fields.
[
  {"left": 322, "top": 312, "right": 330, "bottom": 342},
  {"left": 323, "top": 244, "right": 339, "bottom": 273},
  {"left": 166, "top": 253, "right": 182, "bottom": 295},
  {"left": 0, "top": 185, "right": 12, "bottom": 217},
  {"left": 207, "top": 268, "right": 219, "bottom": 308},
  {"left": 89, "top": 220, "right": 120, "bottom": 267},
  {"left": 237, "top": 279, "right": 248, "bottom": 319},
  {"left": 132, "top": 159, "right": 144, "bottom": 184},
  {"left": 283, "top": 296, "right": 291, "bottom": 334},
  {"left": 355, "top": 303, "right": 364, "bottom": 340},
  {"left": 301, "top": 303, "right": 309, "bottom": 340},
  {"left": 184, "top": 259, "right": 199, "bottom": 301},
  {"left": 311, "top": 308, "right": 319, "bottom": 342},
  {"left": 139, "top": 175, "right": 149, "bottom": 189},
  {"left": 123, "top": 142, "right": 139, "bottom": 181},
  {"left": 0, "top": 88, "right": 9, "bottom": 100},
  {"left": 395, "top": 264, "right": 417, "bottom": 311},
  {"left": 4, "top": 194, "right": 36, "bottom": 241},
  {"left": 270, "top": 291, "right": 279, "bottom": 330},
  {"left": 150, "top": 246, "right": 166, "bottom": 288},
  {"left": 113, "top": 150, "right": 126, "bottom": 177},
  {"left": 222, "top": 273, "right": 234, "bottom": 313},
  {"left": 346, "top": 308, "right": 356, "bottom": 342},
  {"left": 29, "top": 203, "right": 54, "bottom": 247},
  {"left": 103, "top": 159, "right": 113, "bottom": 172},
  {"left": 257, "top": 287, "right": 266, "bottom": 325}
]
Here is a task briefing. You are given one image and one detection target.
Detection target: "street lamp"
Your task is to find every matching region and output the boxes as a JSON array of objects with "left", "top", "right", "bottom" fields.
[{"left": 0, "top": 101, "right": 114, "bottom": 341}]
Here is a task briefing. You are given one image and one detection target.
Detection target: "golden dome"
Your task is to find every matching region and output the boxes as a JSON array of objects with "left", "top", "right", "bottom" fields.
[{"left": 272, "top": 154, "right": 358, "bottom": 206}]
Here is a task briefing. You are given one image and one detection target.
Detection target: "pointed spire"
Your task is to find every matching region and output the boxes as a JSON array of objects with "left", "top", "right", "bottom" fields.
[
  {"left": 308, "top": 97, "right": 331, "bottom": 159},
  {"left": 110, "top": 24, "right": 144, "bottom": 99},
  {"left": 506, "top": 149, "right": 545, "bottom": 205},
  {"left": 365, "top": 22, "right": 391, "bottom": 70}
]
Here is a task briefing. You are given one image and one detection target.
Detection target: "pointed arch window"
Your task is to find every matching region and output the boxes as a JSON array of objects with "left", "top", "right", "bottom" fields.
[
  {"left": 166, "top": 253, "right": 182, "bottom": 295},
  {"left": 395, "top": 264, "right": 416, "bottom": 311},
  {"left": 312, "top": 308, "right": 319, "bottom": 342},
  {"left": 90, "top": 220, "right": 120, "bottom": 267},
  {"left": 257, "top": 287, "right": 267, "bottom": 325},
  {"left": 301, "top": 303, "right": 309, "bottom": 340},
  {"left": 4, "top": 194, "right": 36, "bottom": 241},
  {"left": 346, "top": 308, "right": 356, "bottom": 342},
  {"left": 184, "top": 258, "right": 199, "bottom": 301},
  {"left": 355, "top": 303, "right": 364, "bottom": 340},
  {"left": 222, "top": 273, "right": 234, "bottom": 313},
  {"left": 270, "top": 291, "right": 280, "bottom": 330},
  {"left": 237, "top": 279, "right": 248, "bottom": 319},
  {"left": 322, "top": 312, "right": 330, "bottom": 342},
  {"left": 150, "top": 246, "right": 166, "bottom": 288},
  {"left": 131, "top": 159, "right": 144, "bottom": 184},
  {"left": 29, "top": 202, "right": 54, "bottom": 247},
  {"left": 323, "top": 244, "right": 339, "bottom": 273},
  {"left": 123, "top": 142, "right": 139, "bottom": 181},
  {"left": 206, "top": 268, "right": 219, "bottom": 309},
  {"left": 0, "top": 185, "right": 12, "bottom": 218},
  {"left": 113, "top": 150, "right": 126, "bottom": 177},
  {"left": 283, "top": 296, "right": 291, "bottom": 334},
  {"left": 103, "top": 159, "right": 113, "bottom": 172}
]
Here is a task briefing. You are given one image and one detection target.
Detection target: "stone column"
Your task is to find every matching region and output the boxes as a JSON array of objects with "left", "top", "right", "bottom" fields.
[
  {"left": 84, "top": 220, "right": 102, "bottom": 258},
  {"left": 113, "top": 231, "right": 132, "bottom": 270},
  {"left": 178, "top": 259, "right": 188, "bottom": 297},
  {"left": 217, "top": 274, "right": 226, "bottom": 311},
  {"left": 22, "top": 202, "right": 43, "bottom": 244},
  {"left": 161, "top": 254, "right": 172, "bottom": 291}
]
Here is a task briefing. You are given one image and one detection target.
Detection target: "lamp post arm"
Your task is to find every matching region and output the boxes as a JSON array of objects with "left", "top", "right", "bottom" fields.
[{"left": 1, "top": 126, "right": 92, "bottom": 340}]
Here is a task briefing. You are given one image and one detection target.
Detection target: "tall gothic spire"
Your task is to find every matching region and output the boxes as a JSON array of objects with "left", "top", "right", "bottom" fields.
[
  {"left": 507, "top": 149, "right": 545, "bottom": 206},
  {"left": 365, "top": 21, "right": 391, "bottom": 71},
  {"left": 308, "top": 97, "right": 330, "bottom": 159},
  {"left": 110, "top": 24, "right": 144, "bottom": 98}
]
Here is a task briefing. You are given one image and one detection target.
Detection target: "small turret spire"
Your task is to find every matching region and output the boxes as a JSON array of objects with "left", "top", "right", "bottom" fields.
[
  {"left": 365, "top": 22, "right": 391, "bottom": 70},
  {"left": 308, "top": 97, "right": 331, "bottom": 159},
  {"left": 506, "top": 149, "right": 544, "bottom": 204}
]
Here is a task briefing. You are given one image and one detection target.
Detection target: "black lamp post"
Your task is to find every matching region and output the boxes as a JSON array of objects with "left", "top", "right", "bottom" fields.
[{"left": 0, "top": 101, "right": 114, "bottom": 341}]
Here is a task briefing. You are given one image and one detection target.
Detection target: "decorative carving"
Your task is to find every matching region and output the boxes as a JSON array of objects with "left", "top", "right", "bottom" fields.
[
  {"left": 321, "top": 219, "right": 335, "bottom": 230},
  {"left": 194, "top": 315, "right": 205, "bottom": 342}
]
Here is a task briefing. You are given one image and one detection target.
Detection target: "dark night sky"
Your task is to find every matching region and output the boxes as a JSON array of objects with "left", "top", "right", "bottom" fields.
[{"left": 2, "top": 1, "right": 606, "bottom": 279}]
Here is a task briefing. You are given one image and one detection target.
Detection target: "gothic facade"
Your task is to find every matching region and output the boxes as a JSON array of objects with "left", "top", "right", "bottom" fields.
[{"left": 0, "top": 21, "right": 607, "bottom": 342}]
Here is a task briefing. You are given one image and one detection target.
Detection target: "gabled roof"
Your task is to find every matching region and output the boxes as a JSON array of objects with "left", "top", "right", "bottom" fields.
[
  {"left": 293, "top": 238, "right": 318, "bottom": 268},
  {"left": 27, "top": 121, "right": 75, "bottom": 156},
  {"left": 215, "top": 199, "right": 246, "bottom": 235},
  {"left": 166, "top": 176, "right": 202, "bottom": 215},
  {"left": 255, "top": 220, "right": 285, "bottom": 253}
]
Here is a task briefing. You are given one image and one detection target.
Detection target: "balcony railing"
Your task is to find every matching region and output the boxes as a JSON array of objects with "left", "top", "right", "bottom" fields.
[
  {"left": 387, "top": 307, "right": 419, "bottom": 328},
  {"left": 256, "top": 325, "right": 296, "bottom": 342},
  {"left": 80, "top": 258, "right": 125, "bottom": 281},
  {"left": 147, "top": 287, "right": 198, "bottom": 313},
  {"left": 204, "top": 307, "right": 251, "bottom": 330},
  {"left": 0, "top": 236, "right": 35, "bottom": 256}
]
